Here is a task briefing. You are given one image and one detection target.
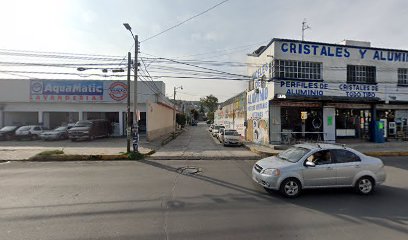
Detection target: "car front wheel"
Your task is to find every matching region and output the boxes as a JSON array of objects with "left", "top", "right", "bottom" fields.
[
  {"left": 280, "top": 178, "right": 302, "bottom": 198},
  {"left": 355, "top": 177, "right": 375, "bottom": 195}
]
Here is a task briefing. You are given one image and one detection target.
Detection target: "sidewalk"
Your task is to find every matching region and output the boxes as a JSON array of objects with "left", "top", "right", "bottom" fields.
[
  {"left": 0, "top": 133, "right": 166, "bottom": 161},
  {"left": 244, "top": 141, "right": 408, "bottom": 157}
]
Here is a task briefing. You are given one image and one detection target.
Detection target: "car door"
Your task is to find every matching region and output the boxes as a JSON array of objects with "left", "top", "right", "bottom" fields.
[
  {"left": 32, "top": 126, "right": 42, "bottom": 136},
  {"left": 331, "top": 149, "right": 362, "bottom": 186},
  {"left": 302, "top": 150, "right": 336, "bottom": 187}
]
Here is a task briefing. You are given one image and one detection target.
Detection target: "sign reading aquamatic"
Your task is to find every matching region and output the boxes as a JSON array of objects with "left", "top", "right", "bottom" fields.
[{"left": 30, "top": 80, "right": 128, "bottom": 103}]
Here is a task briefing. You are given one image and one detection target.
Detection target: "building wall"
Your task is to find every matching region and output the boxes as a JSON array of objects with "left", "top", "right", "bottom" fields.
[
  {"left": 271, "top": 39, "right": 408, "bottom": 101},
  {"left": 0, "top": 79, "right": 173, "bottom": 136},
  {"left": 214, "top": 92, "right": 246, "bottom": 137},
  {"left": 146, "top": 101, "right": 174, "bottom": 141},
  {"left": 246, "top": 84, "right": 272, "bottom": 144}
]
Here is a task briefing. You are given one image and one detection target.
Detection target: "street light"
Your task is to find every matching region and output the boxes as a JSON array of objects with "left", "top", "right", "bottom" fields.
[
  {"left": 173, "top": 86, "right": 183, "bottom": 138},
  {"left": 76, "top": 66, "right": 130, "bottom": 151},
  {"left": 123, "top": 23, "right": 139, "bottom": 152}
]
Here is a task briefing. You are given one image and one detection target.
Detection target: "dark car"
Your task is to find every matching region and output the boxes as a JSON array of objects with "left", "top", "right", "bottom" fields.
[
  {"left": 68, "top": 119, "right": 109, "bottom": 141},
  {"left": 0, "top": 126, "right": 19, "bottom": 140},
  {"left": 40, "top": 126, "right": 70, "bottom": 141}
]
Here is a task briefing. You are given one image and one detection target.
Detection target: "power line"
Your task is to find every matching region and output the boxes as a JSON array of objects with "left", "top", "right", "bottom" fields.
[{"left": 141, "top": 0, "right": 230, "bottom": 42}]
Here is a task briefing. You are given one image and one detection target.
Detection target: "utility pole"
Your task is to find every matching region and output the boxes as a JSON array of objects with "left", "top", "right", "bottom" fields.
[
  {"left": 302, "top": 19, "right": 311, "bottom": 41},
  {"left": 123, "top": 23, "right": 139, "bottom": 152},
  {"left": 133, "top": 35, "right": 139, "bottom": 153},
  {"left": 173, "top": 86, "right": 183, "bottom": 138},
  {"left": 126, "top": 52, "right": 131, "bottom": 152}
]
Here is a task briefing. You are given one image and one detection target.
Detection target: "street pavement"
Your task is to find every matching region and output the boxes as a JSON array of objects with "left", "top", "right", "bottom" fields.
[
  {"left": 149, "top": 123, "right": 260, "bottom": 160},
  {"left": 0, "top": 134, "right": 162, "bottom": 161},
  {"left": 0, "top": 124, "right": 407, "bottom": 240}
]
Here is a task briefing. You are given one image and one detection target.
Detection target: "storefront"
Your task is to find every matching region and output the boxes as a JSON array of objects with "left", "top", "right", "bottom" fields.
[
  {"left": 245, "top": 38, "right": 408, "bottom": 144},
  {"left": 0, "top": 79, "right": 173, "bottom": 140}
]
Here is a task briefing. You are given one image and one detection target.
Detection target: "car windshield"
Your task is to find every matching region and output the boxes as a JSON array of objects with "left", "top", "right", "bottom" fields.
[
  {"left": 225, "top": 130, "right": 239, "bottom": 136},
  {"left": 74, "top": 121, "right": 92, "bottom": 127},
  {"left": 18, "top": 126, "right": 31, "bottom": 131},
  {"left": 277, "top": 147, "right": 310, "bottom": 163},
  {"left": 0, "top": 126, "right": 17, "bottom": 131},
  {"left": 54, "top": 127, "right": 67, "bottom": 131}
]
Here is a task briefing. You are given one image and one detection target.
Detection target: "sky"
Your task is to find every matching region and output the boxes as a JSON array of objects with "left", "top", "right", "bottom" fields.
[{"left": 1, "top": 0, "right": 408, "bottom": 102}]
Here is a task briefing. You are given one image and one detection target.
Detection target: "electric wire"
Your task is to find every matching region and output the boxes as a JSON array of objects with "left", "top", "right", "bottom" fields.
[{"left": 141, "top": 0, "right": 230, "bottom": 42}]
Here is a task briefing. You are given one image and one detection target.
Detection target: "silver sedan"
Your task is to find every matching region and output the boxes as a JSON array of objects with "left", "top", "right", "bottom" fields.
[{"left": 252, "top": 143, "right": 386, "bottom": 198}]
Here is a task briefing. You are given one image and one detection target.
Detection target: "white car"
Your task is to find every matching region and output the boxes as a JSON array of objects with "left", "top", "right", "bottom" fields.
[
  {"left": 252, "top": 143, "right": 386, "bottom": 198},
  {"left": 211, "top": 125, "right": 224, "bottom": 137},
  {"left": 220, "top": 129, "right": 242, "bottom": 146},
  {"left": 208, "top": 124, "right": 214, "bottom": 132},
  {"left": 15, "top": 125, "right": 44, "bottom": 140}
]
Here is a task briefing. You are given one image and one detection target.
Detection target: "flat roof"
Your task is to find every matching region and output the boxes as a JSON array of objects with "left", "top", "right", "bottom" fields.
[{"left": 249, "top": 38, "right": 408, "bottom": 57}]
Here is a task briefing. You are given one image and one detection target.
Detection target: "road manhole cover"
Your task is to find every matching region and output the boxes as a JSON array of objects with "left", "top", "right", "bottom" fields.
[{"left": 176, "top": 166, "right": 202, "bottom": 175}]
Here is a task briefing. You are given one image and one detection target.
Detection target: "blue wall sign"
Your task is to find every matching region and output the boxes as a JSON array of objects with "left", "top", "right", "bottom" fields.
[{"left": 280, "top": 42, "right": 408, "bottom": 63}]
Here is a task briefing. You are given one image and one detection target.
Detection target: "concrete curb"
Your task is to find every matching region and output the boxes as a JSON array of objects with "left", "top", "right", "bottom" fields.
[
  {"left": 242, "top": 143, "right": 278, "bottom": 157},
  {"left": 363, "top": 151, "right": 408, "bottom": 157},
  {"left": 244, "top": 143, "right": 408, "bottom": 158},
  {"left": 146, "top": 156, "right": 262, "bottom": 160}
]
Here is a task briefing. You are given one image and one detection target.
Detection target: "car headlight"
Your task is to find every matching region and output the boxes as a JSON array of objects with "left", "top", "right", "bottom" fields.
[{"left": 261, "top": 168, "right": 280, "bottom": 176}]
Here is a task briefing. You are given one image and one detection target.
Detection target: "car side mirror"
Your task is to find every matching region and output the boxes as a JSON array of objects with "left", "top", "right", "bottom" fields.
[{"left": 305, "top": 161, "right": 316, "bottom": 167}]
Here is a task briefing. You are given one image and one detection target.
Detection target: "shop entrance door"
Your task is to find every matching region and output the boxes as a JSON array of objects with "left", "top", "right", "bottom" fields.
[{"left": 281, "top": 107, "right": 323, "bottom": 142}]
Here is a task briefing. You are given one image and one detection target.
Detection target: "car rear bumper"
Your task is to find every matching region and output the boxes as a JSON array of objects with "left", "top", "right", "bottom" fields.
[{"left": 41, "top": 135, "right": 60, "bottom": 140}]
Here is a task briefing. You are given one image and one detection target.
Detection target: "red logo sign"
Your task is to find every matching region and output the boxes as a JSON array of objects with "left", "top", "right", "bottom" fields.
[{"left": 109, "top": 82, "right": 128, "bottom": 101}]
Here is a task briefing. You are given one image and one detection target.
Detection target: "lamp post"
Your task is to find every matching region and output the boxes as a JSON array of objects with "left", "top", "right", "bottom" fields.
[
  {"left": 123, "top": 23, "right": 139, "bottom": 152},
  {"left": 126, "top": 52, "right": 131, "bottom": 152},
  {"left": 173, "top": 86, "right": 183, "bottom": 138}
]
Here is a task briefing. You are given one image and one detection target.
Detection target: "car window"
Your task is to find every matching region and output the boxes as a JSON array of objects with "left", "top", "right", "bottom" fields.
[
  {"left": 33, "top": 127, "right": 41, "bottom": 131},
  {"left": 331, "top": 149, "right": 361, "bottom": 163},
  {"left": 278, "top": 147, "right": 310, "bottom": 163},
  {"left": 225, "top": 130, "right": 238, "bottom": 136},
  {"left": 308, "top": 150, "right": 332, "bottom": 165},
  {"left": 0, "top": 126, "right": 17, "bottom": 131}
]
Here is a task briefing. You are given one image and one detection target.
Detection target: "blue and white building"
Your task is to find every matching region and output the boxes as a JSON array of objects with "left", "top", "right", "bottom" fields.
[{"left": 247, "top": 38, "right": 408, "bottom": 144}]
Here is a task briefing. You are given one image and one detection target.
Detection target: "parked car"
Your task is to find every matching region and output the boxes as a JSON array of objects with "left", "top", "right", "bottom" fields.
[
  {"left": 217, "top": 128, "right": 225, "bottom": 140},
  {"left": 252, "top": 143, "right": 386, "bottom": 198},
  {"left": 220, "top": 129, "right": 242, "bottom": 146},
  {"left": 208, "top": 124, "right": 214, "bottom": 132},
  {"left": 191, "top": 120, "right": 198, "bottom": 126},
  {"left": 15, "top": 125, "right": 44, "bottom": 140},
  {"left": 40, "top": 126, "right": 69, "bottom": 141},
  {"left": 212, "top": 125, "right": 224, "bottom": 137},
  {"left": 68, "top": 119, "right": 109, "bottom": 141},
  {"left": 0, "top": 126, "right": 20, "bottom": 140}
]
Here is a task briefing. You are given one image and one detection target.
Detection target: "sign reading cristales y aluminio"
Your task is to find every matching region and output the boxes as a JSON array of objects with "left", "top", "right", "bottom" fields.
[{"left": 29, "top": 80, "right": 128, "bottom": 103}]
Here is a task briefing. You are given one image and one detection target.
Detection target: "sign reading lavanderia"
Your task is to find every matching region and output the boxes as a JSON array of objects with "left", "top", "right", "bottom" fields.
[{"left": 30, "top": 80, "right": 128, "bottom": 103}]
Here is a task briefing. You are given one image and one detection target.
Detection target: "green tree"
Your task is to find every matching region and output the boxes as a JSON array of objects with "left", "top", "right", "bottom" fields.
[
  {"left": 191, "top": 109, "right": 199, "bottom": 120},
  {"left": 207, "top": 111, "right": 215, "bottom": 122},
  {"left": 200, "top": 95, "right": 218, "bottom": 113},
  {"left": 176, "top": 113, "right": 186, "bottom": 127},
  {"left": 199, "top": 104, "right": 205, "bottom": 114}
]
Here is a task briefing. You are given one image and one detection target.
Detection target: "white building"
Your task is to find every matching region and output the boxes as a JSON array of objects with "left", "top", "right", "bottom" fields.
[
  {"left": 247, "top": 38, "right": 408, "bottom": 144},
  {"left": 0, "top": 79, "right": 175, "bottom": 140}
]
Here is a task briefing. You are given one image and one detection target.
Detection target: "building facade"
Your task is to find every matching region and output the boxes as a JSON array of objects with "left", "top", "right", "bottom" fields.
[
  {"left": 214, "top": 92, "right": 246, "bottom": 137},
  {"left": 245, "top": 38, "right": 408, "bottom": 144},
  {"left": 0, "top": 79, "right": 175, "bottom": 140}
]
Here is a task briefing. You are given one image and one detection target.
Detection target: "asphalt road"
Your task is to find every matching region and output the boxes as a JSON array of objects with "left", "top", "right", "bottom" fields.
[
  {"left": 0, "top": 156, "right": 407, "bottom": 240},
  {"left": 150, "top": 123, "right": 259, "bottom": 160}
]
